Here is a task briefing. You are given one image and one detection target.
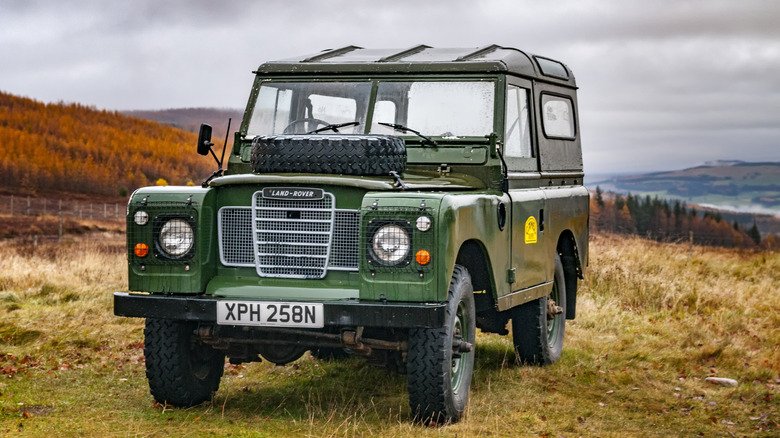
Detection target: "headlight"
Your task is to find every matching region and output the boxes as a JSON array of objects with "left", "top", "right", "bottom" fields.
[
  {"left": 157, "top": 218, "right": 194, "bottom": 258},
  {"left": 134, "top": 210, "right": 149, "bottom": 226},
  {"left": 370, "top": 223, "right": 411, "bottom": 266}
]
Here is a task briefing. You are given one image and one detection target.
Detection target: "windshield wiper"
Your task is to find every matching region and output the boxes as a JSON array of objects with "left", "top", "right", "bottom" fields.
[
  {"left": 378, "top": 122, "right": 437, "bottom": 147},
  {"left": 307, "top": 121, "right": 360, "bottom": 134}
]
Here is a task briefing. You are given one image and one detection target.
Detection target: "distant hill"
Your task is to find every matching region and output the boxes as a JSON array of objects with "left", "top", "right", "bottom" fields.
[
  {"left": 123, "top": 108, "right": 243, "bottom": 147},
  {"left": 592, "top": 161, "right": 780, "bottom": 216},
  {"left": 0, "top": 91, "right": 213, "bottom": 197}
]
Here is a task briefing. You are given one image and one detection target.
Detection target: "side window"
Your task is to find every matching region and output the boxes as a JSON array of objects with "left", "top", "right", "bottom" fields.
[
  {"left": 505, "top": 85, "right": 531, "bottom": 158},
  {"left": 541, "top": 94, "right": 575, "bottom": 139}
]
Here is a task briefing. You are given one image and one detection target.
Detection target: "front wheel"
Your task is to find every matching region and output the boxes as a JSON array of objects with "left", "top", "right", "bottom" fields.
[
  {"left": 407, "top": 265, "right": 476, "bottom": 424},
  {"left": 144, "top": 319, "right": 225, "bottom": 407},
  {"left": 511, "top": 253, "right": 567, "bottom": 365}
]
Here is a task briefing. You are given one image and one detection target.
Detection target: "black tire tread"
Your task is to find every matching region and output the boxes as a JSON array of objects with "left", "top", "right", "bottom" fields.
[
  {"left": 250, "top": 134, "right": 406, "bottom": 176},
  {"left": 511, "top": 254, "right": 566, "bottom": 365},
  {"left": 144, "top": 319, "right": 224, "bottom": 407},
  {"left": 407, "top": 265, "right": 474, "bottom": 424}
]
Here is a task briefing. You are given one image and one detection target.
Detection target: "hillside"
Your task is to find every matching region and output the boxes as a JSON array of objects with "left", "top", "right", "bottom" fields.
[
  {"left": 593, "top": 161, "right": 780, "bottom": 216},
  {"left": 122, "top": 107, "right": 243, "bottom": 147},
  {"left": 0, "top": 91, "right": 213, "bottom": 197}
]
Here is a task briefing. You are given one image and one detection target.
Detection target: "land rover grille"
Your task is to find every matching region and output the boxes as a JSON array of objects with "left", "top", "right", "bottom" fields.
[{"left": 218, "top": 191, "right": 359, "bottom": 278}]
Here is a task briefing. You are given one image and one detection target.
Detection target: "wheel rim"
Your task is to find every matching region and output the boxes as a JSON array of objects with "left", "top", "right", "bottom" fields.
[
  {"left": 451, "top": 300, "right": 470, "bottom": 394},
  {"left": 546, "top": 282, "right": 563, "bottom": 347}
]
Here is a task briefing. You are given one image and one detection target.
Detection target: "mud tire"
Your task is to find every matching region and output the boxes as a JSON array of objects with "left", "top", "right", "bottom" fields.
[
  {"left": 407, "top": 265, "right": 475, "bottom": 425},
  {"left": 511, "top": 253, "right": 567, "bottom": 365},
  {"left": 144, "top": 319, "right": 225, "bottom": 407},
  {"left": 250, "top": 134, "right": 406, "bottom": 176}
]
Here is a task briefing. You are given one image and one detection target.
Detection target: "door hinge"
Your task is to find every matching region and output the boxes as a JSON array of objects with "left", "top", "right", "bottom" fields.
[{"left": 507, "top": 267, "right": 516, "bottom": 284}]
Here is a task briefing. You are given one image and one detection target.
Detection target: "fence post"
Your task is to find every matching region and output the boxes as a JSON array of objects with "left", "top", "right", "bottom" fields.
[
  {"left": 59, "top": 211, "right": 63, "bottom": 242},
  {"left": 115, "top": 203, "right": 118, "bottom": 218},
  {"left": 104, "top": 203, "right": 107, "bottom": 218},
  {"left": 26, "top": 196, "right": 31, "bottom": 216},
  {"left": 689, "top": 231, "right": 694, "bottom": 258}
]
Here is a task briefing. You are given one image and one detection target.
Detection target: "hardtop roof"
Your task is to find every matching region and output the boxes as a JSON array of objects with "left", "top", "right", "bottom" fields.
[{"left": 255, "top": 45, "right": 576, "bottom": 87}]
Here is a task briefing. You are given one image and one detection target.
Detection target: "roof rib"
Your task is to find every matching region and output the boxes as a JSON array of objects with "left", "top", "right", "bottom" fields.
[
  {"left": 455, "top": 44, "right": 502, "bottom": 62},
  {"left": 377, "top": 44, "right": 432, "bottom": 62},
  {"left": 302, "top": 45, "right": 363, "bottom": 62}
]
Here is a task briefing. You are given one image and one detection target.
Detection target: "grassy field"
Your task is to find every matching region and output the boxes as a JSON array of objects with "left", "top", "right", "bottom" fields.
[{"left": 0, "top": 233, "right": 777, "bottom": 436}]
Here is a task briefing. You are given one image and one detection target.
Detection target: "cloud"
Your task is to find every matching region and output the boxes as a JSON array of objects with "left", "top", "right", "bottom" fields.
[{"left": 0, "top": 0, "right": 778, "bottom": 173}]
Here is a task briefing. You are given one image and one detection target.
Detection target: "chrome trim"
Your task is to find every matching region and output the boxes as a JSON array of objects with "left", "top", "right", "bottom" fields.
[
  {"left": 507, "top": 172, "right": 541, "bottom": 180},
  {"left": 497, "top": 281, "right": 553, "bottom": 312},
  {"left": 540, "top": 171, "right": 584, "bottom": 179},
  {"left": 218, "top": 196, "right": 361, "bottom": 275},
  {"left": 252, "top": 192, "right": 335, "bottom": 279}
]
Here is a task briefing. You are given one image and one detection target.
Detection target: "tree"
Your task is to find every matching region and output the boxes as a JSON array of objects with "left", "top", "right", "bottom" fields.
[
  {"left": 747, "top": 221, "right": 761, "bottom": 245},
  {"left": 595, "top": 186, "right": 604, "bottom": 207}
]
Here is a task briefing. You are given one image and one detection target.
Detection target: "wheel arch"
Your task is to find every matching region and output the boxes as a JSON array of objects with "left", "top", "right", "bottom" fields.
[
  {"left": 556, "top": 230, "right": 582, "bottom": 319},
  {"left": 455, "top": 239, "right": 497, "bottom": 314}
]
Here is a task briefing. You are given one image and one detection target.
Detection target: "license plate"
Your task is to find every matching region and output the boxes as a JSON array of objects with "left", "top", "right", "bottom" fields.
[{"left": 216, "top": 301, "right": 324, "bottom": 328}]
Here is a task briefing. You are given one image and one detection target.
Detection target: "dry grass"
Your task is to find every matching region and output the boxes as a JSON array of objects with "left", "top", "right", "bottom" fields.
[{"left": 0, "top": 232, "right": 777, "bottom": 436}]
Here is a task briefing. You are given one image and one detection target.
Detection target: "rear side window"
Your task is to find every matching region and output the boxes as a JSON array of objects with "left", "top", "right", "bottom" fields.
[
  {"left": 504, "top": 85, "right": 532, "bottom": 157},
  {"left": 541, "top": 94, "right": 575, "bottom": 139},
  {"left": 535, "top": 57, "right": 569, "bottom": 80}
]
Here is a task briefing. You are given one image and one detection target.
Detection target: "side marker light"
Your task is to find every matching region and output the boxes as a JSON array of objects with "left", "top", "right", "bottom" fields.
[
  {"left": 415, "top": 250, "right": 431, "bottom": 265},
  {"left": 134, "top": 243, "right": 149, "bottom": 258}
]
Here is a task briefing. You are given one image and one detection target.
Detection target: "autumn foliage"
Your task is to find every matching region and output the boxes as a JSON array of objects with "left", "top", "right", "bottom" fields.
[
  {"left": 0, "top": 91, "right": 213, "bottom": 196},
  {"left": 590, "top": 187, "right": 778, "bottom": 249}
]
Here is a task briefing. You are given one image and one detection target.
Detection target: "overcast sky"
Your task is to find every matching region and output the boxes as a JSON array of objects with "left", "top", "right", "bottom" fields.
[{"left": 2, "top": 0, "right": 778, "bottom": 174}]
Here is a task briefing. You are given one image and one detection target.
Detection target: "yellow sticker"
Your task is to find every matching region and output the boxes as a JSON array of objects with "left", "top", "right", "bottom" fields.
[{"left": 525, "top": 216, "right": 538, "bottom": 244}]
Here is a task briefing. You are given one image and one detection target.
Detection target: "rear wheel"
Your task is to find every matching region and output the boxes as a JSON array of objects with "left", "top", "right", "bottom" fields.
[
  {"left": 257, "top": 345, "right": 308, "bottom": 366},
  {"left": 144, "top": 319, "right": 225, "bottom": 407},
  {"left": 511, "top": 253, "right": 566, "bottom": 365},
  {"left": 407, "top": 265, "right": 475, "bottom": 424}
]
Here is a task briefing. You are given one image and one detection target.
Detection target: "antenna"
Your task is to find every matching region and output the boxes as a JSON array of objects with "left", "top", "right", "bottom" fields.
[{"left": 219, "top": 118, "right": 231, "bottom": 169}]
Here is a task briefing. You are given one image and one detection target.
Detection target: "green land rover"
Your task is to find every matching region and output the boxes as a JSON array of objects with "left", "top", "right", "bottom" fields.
[{"left": 115, "top": 45, "right": 589, "bottom": 424}]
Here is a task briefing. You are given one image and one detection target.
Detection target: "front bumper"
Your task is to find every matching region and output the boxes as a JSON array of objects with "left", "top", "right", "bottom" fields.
[{"left": 113, "top": 292, "right": 446, "bottom": 329}]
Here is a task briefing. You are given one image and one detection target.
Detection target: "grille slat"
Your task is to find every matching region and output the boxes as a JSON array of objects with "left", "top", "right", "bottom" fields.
[{"left": 217, "top": 191, "right": 360, "bottom": 277}]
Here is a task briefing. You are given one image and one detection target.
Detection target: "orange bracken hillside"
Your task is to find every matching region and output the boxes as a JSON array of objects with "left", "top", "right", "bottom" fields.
[{"left": 0, "top": 91, "right": 213, "bottom": 196}]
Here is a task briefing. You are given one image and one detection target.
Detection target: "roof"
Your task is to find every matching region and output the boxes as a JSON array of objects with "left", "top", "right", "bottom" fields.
[{"left": 255, "top": 45, "right": 576, "bottom": 86}]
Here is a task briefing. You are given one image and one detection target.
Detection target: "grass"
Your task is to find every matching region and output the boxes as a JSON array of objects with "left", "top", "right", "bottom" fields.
[{"left": 0, "top": 232, "right": 777, "bottom": 436}]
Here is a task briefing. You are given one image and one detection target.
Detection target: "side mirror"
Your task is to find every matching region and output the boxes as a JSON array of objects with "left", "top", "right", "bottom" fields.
[{"left": 197, "top": 124, "right": 214, "bottom": 156}]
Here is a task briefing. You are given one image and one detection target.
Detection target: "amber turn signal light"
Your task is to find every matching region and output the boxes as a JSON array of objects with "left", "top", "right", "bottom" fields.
[
  {"left": 134, "top": 243, "right": 149, "bottom": 258},
  {"left": 415, "top": 250, "right": 431, "bottom": 265}
]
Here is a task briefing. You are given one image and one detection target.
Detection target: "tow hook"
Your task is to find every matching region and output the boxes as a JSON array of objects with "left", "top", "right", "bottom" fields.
[{"left": 547, "top": 299, "right": 563, "bottom": 321}]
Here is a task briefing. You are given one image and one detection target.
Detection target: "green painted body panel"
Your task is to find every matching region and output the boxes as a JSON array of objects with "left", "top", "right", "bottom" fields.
[
  {"left": 127, "top": 186, "right": 218, "bottom": 294},
  {"left": 123, "top": 45, "right": 589, "bottom": 323},
  {"left": 437, "top": 192, "right": 513, "bottom": 302}
]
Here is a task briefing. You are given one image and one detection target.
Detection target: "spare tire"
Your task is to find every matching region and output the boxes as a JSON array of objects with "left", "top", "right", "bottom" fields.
[{"left": 250, "top": 134, "right": 406, "bottom": 176}]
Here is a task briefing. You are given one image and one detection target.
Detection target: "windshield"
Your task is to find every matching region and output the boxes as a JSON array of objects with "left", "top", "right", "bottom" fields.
[
  {"left": 247, "top": 82, "right": 372, "bottom": 136},
  {"left": 370, "top": 81, "right": 494, "bottom": 138},
  {"left": 246, "top": 80, "right": 495, "bottom": 139}
]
